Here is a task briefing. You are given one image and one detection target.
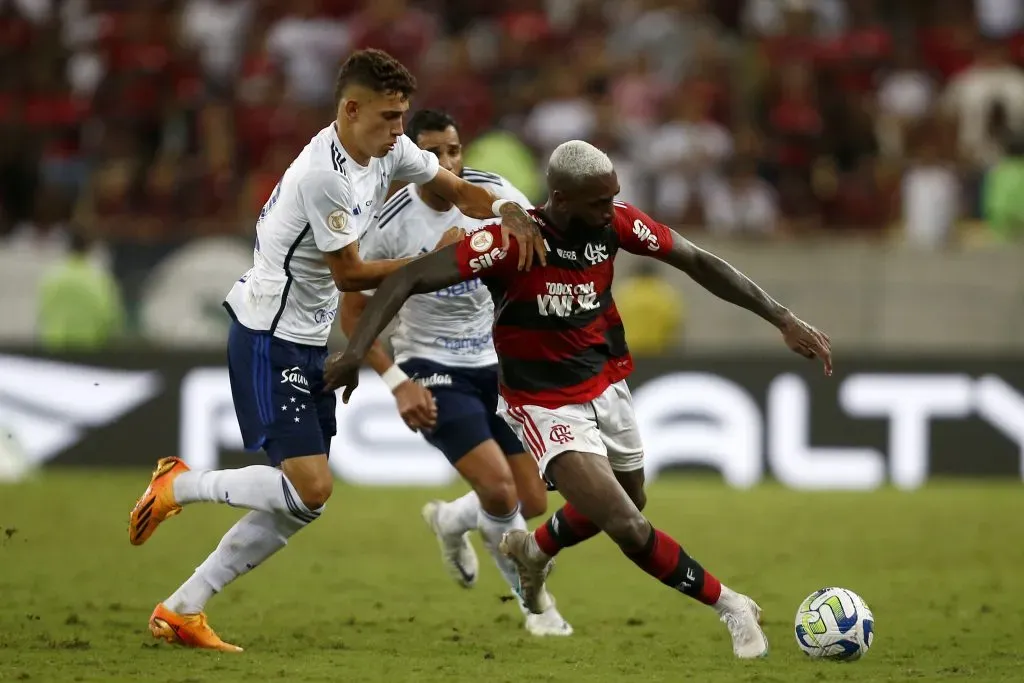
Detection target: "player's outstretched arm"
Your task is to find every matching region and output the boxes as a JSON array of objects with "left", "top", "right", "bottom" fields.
[
  {"left": 323, "top": 243, "right": 416, "bottom": 292},
  {"left": 424, "top": 168, "right": 546, "bottom": 271},
  {"left": 661, "top": 230, "right": 833, "bottom": 375},
  {"left": 339, "top": 292, "right": 396, "bottom": 375},
  {"left": 324, "top": 245, "right": 467, "bottom": 399},
  {"left": 339, "top": 292, "right": 437, "bottom": 431}
]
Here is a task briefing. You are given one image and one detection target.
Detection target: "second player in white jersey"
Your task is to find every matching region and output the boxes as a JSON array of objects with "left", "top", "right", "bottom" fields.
[
  {"left": 341, "top": 110, "right": 571, "bottom": 638},
  {"left": 359, "top": 167, "right": 530, "bottom": 367}
]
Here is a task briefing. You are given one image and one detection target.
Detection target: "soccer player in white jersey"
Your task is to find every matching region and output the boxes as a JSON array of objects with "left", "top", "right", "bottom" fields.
[
  {"left": 125, "top": 49, "right": 546, "bottom": 652},
  {"left": 342, "top": 110, "right": 571, "bottom": 637}
]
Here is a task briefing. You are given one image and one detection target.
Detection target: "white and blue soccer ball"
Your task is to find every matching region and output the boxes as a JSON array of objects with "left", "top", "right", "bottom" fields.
[{"left": 794, "top": 587, "right": 874, "bottom": 661}]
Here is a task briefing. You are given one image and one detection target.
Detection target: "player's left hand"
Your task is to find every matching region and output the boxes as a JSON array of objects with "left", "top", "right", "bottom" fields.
[
  {"left": 498, "top": 203, "right": 547, "bottom": 271},
  {"left": 394, "top": 380, "right": 437, "bottom": 432},
  {"left": 779, "top": 313, "right": 833, "bottom": 376},
  {"left": 323, "top": 351, "right": 361, "bottom": 402}
]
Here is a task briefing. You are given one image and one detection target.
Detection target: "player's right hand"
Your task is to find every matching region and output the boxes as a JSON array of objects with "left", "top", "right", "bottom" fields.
[
  {"left": 393, "top": 380, "right": 437, "bottom": 432},
  {"left": 323, "top": 351, "right": 361, "bottom": 403},
  {"left": 498, "top": 203, "right": 547, "bottom": 271}
]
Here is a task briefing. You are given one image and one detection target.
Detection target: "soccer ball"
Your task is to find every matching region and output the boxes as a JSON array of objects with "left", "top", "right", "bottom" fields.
[{"left": 794, "top": 587, "right": 874, "bottom": 661}]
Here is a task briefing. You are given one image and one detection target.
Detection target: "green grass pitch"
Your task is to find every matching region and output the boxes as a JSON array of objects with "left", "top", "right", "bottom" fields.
[{"left": 1, "top": 472, "right": 1022, "bottom": 682}]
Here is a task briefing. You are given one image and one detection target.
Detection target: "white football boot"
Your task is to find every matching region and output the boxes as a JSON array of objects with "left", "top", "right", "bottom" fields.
[
  {"left": 422, "top": 500, "right": 479, "bottom": 588},
  {"left": 498, "top": 529, "right": 554, "bottom": 614},
  {"left": 715, "top": 587, "right": 769, "bottom": 658},
  {"left": 518, "top": 588, "right": 573, "bottom": 637}
]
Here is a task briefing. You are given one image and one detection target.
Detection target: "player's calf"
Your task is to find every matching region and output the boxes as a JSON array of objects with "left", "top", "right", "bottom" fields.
[
  {"left": 533, "top": 501, "right": 601, "bottom": 556},
  {"left": 507, "top": 452, "right": 548, "bottom": 520},
  {"left": 613, "top": 468, "right": 647, "bottom": 512},
  {"left": 424, "top": 439, "right": 521, "bottom": 591},
  {"left": 542, "top": 450, "right": 768, "bottom": 658}
]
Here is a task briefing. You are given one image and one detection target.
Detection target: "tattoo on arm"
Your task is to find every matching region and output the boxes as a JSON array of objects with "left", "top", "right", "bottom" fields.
[
  {"left": 345, "top": 245, "right": 466, "bottom": 360},
  {"left": 662, "top": 231, "right": 789, "bottom": 327}
]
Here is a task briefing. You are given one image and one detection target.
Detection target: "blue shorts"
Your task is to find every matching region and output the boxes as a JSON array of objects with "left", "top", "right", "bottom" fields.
[
  {"left": 398, "top": 358, "right": 525, "bottom": 465},
  {"left": 226, "top": 320, "right": 337, "bottom": 466}
]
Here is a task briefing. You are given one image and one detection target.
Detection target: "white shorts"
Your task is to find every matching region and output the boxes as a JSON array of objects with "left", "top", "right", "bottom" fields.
[{"left": 498, "top": 380, "right": 645, "bottom": 476}]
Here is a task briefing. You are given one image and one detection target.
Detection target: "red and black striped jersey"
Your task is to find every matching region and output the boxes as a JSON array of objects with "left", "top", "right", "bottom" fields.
[{"left": 453, "top": 201, "right": 673, "bottom": 409}]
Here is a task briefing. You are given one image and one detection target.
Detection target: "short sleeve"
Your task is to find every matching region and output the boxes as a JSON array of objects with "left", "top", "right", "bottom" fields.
[
  {"left": 299, "top": 170, "right": 357, "bottom": 252},
  {"left": 454, "top": 225, "right": 517, "bottom": 280},
  {"left": 392, "top": 134, "right": 440, "bottom": 185},
  {"left": 614, "top": 202, "right": 674, "bottom": 257}
]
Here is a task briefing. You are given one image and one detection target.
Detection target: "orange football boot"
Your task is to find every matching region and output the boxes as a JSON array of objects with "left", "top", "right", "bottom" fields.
[
  {"left": 149, "top": 603, "right": 243, "bottom": 653},
  {"left": 128, "top": 457, "right": 189, "bottom": 546}
]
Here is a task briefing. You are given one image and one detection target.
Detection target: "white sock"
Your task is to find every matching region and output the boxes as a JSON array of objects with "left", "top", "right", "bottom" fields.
[
  {"left": 714, "top": 584, "right": 741, "bottom": 614},
  {"left": 477, "top": 504, "right": 528, "bottom": 592},
  {"left": 164, "top": 509, "right": 312, "bottom": 614},
  {"left": 173, "top": 466, "right": 319, "bottom": 524},
  {"left": 436, "top": 491, "right": 481, "bottom": 536}
]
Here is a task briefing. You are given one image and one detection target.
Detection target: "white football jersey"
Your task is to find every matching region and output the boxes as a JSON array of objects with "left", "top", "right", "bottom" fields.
[
  {"left": 360, "top": 168, "right": 532, "bottom": 368},
  {"left": 224, "top": 124, "right": 440, "bottom": 345}
]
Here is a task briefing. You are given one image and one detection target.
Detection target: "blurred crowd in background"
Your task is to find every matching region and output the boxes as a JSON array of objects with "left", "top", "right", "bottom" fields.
[{"left": 3, "top": 0, "right": 1024, "bottom": 350}]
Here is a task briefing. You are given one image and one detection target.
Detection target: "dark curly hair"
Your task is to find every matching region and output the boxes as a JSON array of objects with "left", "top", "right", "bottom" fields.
[
  {"left": 406, "top": 109, "right": 459, "bottom": 145},
  {"left": 334, "top": 49, "right": 417, "bottom": 106}
]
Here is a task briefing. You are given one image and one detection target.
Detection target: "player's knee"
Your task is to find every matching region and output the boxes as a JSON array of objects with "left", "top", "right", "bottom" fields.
[
  {"left": 477, "top": 476, "right": 518, "bottom": 516},
  {"left": 294, "top": 476, "right": 333, "bottom": 511},
  {"left": 605, "top": 513, "right": 651, "bottom": 552}
]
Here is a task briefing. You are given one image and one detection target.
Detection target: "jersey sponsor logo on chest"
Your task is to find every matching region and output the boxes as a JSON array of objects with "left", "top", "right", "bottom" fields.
[
  {"left": 537, "top": 281, "right": 600, "bottom": 317},
  {"left": 435, "top": 278, "right": 482, "bottom": 297},
  {"left": 350, "top": 198, "right": 374, "bottom": 216}
]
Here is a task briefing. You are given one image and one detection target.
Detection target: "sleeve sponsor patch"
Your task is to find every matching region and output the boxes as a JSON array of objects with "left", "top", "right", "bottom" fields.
[
  {"left": 328, "top": 209, "right": 348, "bottom": 232},
  {"left": 470, "top": 230, "right": 494, "bottom": 253}
]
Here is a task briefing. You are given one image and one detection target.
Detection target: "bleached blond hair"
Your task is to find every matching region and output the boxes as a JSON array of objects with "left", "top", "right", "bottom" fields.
[{"left": 547, "top": 140, "right": 614, "bottom": 180}]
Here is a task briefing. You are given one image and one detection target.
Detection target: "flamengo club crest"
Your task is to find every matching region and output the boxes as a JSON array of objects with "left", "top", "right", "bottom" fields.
[
  {"left": 549, "top": 424, "right": 573, "bottom": 444},
  {"left": 584, "top": 242, "right": 608, "bottom": 265}
]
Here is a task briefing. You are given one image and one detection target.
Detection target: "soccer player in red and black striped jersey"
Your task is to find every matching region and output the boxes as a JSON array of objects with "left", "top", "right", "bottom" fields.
[{"left": 326, "top": 140, "right": 832, "bottom": 659}]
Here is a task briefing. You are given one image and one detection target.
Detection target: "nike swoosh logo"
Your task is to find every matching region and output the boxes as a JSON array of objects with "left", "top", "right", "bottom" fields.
[{"left": 454, "top": 559, "right": 475, "bottom": 583}]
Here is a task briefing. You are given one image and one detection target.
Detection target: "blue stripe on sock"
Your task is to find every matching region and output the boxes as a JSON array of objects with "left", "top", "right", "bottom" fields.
[{"left": 280, "top": 477, "right": 317, "bottom": 524}]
